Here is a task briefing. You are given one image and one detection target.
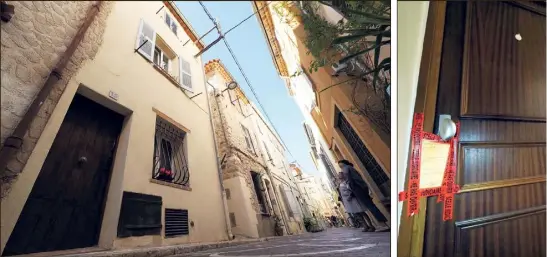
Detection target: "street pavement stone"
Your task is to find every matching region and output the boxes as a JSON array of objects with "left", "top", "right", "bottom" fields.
[{"left": 174, "top": 228, "right": 390, "bottom": 257}]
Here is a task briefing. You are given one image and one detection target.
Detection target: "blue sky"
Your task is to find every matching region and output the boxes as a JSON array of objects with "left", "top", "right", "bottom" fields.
[{"left": 175, "top": 1, "right": 319, "bottom": 175}]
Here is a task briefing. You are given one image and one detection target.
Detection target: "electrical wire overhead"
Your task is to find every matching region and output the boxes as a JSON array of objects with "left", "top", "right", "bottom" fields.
[{"left": 196, "top": 1, "right": 296, "bottom": 161}]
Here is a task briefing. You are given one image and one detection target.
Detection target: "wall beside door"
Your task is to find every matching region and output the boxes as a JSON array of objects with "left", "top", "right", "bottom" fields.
[
  {"left": 0, "top": 1, "right": 115, "bottom": 199},
  {"left": 1, "top": 1, "right": 228, "bottom": 254},
  {"left": 396, "top": 1, "right": 430, "bottom": 233}
]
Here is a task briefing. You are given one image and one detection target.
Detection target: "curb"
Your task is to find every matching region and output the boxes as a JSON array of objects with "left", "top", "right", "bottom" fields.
[{"left": 53, "top": 234, "right": 301, "bottom": 257}]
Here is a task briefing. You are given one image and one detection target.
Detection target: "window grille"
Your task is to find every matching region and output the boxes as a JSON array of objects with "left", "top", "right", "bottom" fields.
[
  {"left": 336, "top": 110, "right": 390, "bottom": 196},
  {"left": 152, "top": 117, "right": 190, "bottom": 186}
]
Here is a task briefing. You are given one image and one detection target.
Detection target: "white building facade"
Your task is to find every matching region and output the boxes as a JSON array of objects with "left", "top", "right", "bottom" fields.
[{"left": 205, "top": 59, "right": 304, "bottom": 237}]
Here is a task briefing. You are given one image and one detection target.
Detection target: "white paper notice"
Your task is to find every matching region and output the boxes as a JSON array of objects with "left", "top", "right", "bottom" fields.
[{"left": 419, "top": 139, "right": 451, "bottom": 189}]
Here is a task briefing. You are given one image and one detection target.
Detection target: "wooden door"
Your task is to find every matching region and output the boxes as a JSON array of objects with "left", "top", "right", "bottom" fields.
[
  {"left": 4, "top": 94, "right": 124, "bottom": 256},
  {"left": 423, "top": 2, "right": 546, "bottom": 257}
]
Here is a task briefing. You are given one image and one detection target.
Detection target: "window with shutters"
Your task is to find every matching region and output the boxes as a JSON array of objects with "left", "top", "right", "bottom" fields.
[
  {"left": 179, "top": 57, "right": 192, "bottom": 91},
  {"left": 164, "top": 12, "right": 178, "bottom": 36},
  {"left": 279, "top": 185, "right": 294, "bottom": 217},
  {"left": 135, "top": 19, "right": 193, "bottom": 92},
  {"left": 117, "top": 192, "right": 162, "bottom": 238},
  {"left": 303, "top": 122, "right": 315, "bottom": 146},
  {"left": 256, "top": 120, "right": 263, "bottom": 134},
  {"left": 153, "top": 46, "right": 171, "bottom": 72},
  {"left": 241, "top": 124, "right": 256, "bottom": 155},
  {"left": 262, "top": 142, "right": 274, "bottom": 166}
]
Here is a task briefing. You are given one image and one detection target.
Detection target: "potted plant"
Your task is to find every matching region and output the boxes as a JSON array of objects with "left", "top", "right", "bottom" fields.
[
  {"left": 273, "top": 216, "right": 284, "bottom": 236},
  {"left": 157, "top": 167, "right": 174, "bottom": 182}
]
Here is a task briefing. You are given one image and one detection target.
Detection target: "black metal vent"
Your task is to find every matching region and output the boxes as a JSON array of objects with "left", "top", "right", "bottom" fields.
[
  {"left": 165, "top": 208, "right": 189, "bottom": 237},
  {"left": 336, "top": 109, "right": 390, "bottom": 197}
]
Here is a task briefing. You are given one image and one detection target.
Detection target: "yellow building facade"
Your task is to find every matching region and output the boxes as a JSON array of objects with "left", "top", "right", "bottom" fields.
[{"left": 253, "top": 1, "right": 391, "bottom": 224}]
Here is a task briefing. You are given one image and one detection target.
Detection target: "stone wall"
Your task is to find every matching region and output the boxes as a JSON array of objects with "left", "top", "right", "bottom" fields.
[
  {"left": 0, "top": 1, "right": 114, "bottom": 197},
  {"left": 207, "top": 86, "right": 267, "bottom": 213}
]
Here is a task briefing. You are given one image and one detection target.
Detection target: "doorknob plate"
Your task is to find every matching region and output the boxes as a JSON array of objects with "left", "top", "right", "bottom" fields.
[{"left": 437, "top": 114, "right": 456, "bottom": 141}]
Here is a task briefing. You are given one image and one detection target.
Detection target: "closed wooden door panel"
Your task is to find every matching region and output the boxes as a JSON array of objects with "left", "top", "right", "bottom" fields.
[
  {"left": 423, "top": 2, "right": 546, "bottom": 257},
  {"left": 4, "top": 94, "right": 124, "bottom": 256}
]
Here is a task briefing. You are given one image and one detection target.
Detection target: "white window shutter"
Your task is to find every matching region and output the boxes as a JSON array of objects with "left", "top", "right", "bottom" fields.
[
  {"left": 179, "top": 57, "right": 193, "bottom": 91},
  {"left": 164, "top": 10, "right": 171, "bottom": 25},
  {"left": 136, "top": 19, "right": 156, "bottom": 62}
]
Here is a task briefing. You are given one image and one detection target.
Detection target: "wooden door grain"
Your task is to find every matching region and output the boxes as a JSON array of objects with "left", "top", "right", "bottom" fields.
[
  {"left": 3, "top": 94, "right": 124, "bottom": 256},
  {"left": 422, "top": 2, "right": 546, "bottom": 257}
]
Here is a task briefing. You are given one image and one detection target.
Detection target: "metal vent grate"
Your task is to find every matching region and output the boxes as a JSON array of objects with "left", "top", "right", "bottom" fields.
[{"left": 165, "top": 208, "right": 189, "bottom": 237}]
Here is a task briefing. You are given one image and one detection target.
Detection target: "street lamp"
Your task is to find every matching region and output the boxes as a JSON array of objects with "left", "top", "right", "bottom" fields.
[{"left": 221, "top": 81, "right": 239, "bottom": 93}]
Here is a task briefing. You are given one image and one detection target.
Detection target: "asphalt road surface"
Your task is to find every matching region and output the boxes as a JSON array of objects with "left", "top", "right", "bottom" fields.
[{"left": 179, "top": 227, "right": 390, "bottom": 257}]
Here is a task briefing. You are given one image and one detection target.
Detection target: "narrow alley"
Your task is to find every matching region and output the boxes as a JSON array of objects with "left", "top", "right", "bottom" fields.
[{"left": 179, "top": 228, "right": 389, "bottom": 257}]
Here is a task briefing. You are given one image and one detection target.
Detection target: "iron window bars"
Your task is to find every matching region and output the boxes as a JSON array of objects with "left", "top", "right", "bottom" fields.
[
  {"left": 152, "top": 116, "right": 190, "bottom": 186},
  {"left": 336, "top": 111, "right": 390, "bottom": 197}
]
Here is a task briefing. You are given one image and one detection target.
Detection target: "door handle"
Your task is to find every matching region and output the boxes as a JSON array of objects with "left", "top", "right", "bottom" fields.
[
  {"left": 437, "top": 114, "right": 456, "bottom": 141},
  {"left": 78, "top": 156, "right": 88, "bottom": 167}
]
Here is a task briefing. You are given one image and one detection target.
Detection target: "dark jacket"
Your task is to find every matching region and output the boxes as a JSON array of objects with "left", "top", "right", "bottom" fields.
[{"left": 342, "top": 165, "right": 387, "bottom": 222}]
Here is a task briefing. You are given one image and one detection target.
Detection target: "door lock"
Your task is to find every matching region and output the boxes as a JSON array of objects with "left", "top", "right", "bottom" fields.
[{"left": 437, "top": 114, "right": 456, "bottom": 141}]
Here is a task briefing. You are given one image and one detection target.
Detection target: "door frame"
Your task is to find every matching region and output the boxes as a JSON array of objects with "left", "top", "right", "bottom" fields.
[{"left": 397, "top": 2, "right": 447, "bottom": 257}]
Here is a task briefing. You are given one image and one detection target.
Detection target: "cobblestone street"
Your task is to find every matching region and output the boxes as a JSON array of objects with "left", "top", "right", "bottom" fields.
[{"left": 178, "top": 228, "right": 390, "bottom": 257}]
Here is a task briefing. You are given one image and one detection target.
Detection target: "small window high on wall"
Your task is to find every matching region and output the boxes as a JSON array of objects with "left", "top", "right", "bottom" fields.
[{"left": 164, "top": 12, "right": 178, "bottom": 36}]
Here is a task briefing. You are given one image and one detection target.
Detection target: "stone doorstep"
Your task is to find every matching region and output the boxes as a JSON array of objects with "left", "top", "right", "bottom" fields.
[{"left": 47, "top": 235, "right": 297, "bottom": 257}]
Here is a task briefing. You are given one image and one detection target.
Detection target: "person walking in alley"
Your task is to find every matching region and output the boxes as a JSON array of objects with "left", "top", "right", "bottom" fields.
[
  {"left": 337, "top": 160, "right": 388, "bottom": 232},
  {"left": 336, "top": 170, "right": 375, "bottom": 231}
]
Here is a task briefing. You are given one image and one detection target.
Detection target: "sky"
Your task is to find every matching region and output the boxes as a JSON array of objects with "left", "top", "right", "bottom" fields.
[{"left": 175, "top": 1, "right": 319, "bottom": 175}]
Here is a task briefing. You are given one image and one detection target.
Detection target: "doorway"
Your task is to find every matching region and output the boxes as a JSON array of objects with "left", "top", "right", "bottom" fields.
[
  {"left": 401, "top": 2, "right": 546, "bottom": 257},
  {"left": 4, "top": 94, "right": 124, "bottom": 256}
]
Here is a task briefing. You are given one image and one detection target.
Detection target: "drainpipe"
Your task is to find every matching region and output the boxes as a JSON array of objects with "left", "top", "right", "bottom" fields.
[
  {"left": 204, "top": 77, "right": 234, "bottom": 240},
  {"left": 0, "top": 2, "right": 103, "bottom": 174},
  {"left": 262, "top": 164, "right": 291, "bottom": 235}
]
